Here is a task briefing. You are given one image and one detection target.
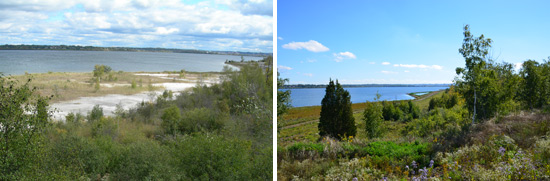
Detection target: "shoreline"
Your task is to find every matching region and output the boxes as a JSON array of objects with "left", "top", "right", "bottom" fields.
[{"left": 5, "top": 71, "right": 219, "bottom": 121}]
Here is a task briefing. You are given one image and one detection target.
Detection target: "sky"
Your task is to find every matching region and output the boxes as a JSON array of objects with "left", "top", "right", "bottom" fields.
[
  {"left": 277, "top": 0, "right": 550, "bottom": 84},
  {"left": 0, "top": 0, "right": 272, "bottom": 52}
]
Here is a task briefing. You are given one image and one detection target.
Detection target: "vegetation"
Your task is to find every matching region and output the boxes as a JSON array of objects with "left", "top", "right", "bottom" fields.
[
  {"left": 318, "top": 79, "right": 356, "bottom": 140},
  {"left": 277, "top": 72, "right": 291, "bottom": 119},
  {"left": 363, "top": 93, "right": 383, "bottom": 139},
  {"left": 0, "top": 44, "right": 272, "bottom": 57},
  {"left": 8, "top": 70, "right": 219, "bottom": 103},
  {"left": 278, "top": 25, "right": 550, "bottom": 180},
  {"left": 1, "top": 58, "right": 272, "bottom": 179}
]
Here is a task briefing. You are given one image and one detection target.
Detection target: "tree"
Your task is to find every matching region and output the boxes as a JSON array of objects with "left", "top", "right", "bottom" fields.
[
  {"left": 92, "top": 65, "right": 112, "bottom": 90},
  {"left": 88, "top": 104, "right": 104, "bottom": 122},
  {"left": 364, "top": 92, "right": 383, "bottom": 138},
  {"left": 161, "top": 105, "right": 181, "bottom": 135},
  {"left": 318, "top": 79, "right": 356, "bottom": 139},
  {"left": 456, "top": 25, "right": 520, "bottom": 122},
  {"left": 277, "top": 72, "right": 291, "bottom": 118},
  {"left": 519, "top": 60, "right": 542, "bottom": 109},
  {"left": 0, "top": 76, "right": 51, "bottom": 179},
  {"left": 455, "top": 24, "right": 492, "bottom": 123}
]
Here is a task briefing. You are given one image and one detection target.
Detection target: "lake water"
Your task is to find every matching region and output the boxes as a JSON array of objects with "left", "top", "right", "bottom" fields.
[
  {"left": 0, "top": 50, "right": 263, "bottom": 75},
  {"left": 281, "top": 86, "right": 449, "bottom": 107}
]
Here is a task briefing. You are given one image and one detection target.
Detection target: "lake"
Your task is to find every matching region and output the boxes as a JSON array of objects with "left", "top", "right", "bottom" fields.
[
  {"left": 281, "top": 86, "right": 449, "bottom": 107},
  {"left": 0, "top": 50, "right": 264, "bottom": 75}
]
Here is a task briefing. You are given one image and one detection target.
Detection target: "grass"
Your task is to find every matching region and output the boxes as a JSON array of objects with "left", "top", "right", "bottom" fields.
[
  {"left": 8, "top": 71, "right": 221, "bottom": 103},
  {"left": 278, "top": 90, "right": 444, "bottom": 147}
]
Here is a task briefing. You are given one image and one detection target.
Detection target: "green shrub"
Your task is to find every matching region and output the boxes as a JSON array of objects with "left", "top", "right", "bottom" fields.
[
  {"left": 88, "top": 104, "right": 103, "bottom": 122},
  {"left": 169, "top": 134, "right": 256, "bottom": 180},
  {"left": 161, "top": 105, "right": 181, "bottom": 135},
  {"left": 179, "top": 108, "right": 225, "bottom": 134}
]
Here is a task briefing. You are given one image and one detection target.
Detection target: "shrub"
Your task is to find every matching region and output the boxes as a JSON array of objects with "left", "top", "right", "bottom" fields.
[
  {"left": 179, "top": 108, "right": 225, "bottom": 134},
  {"left": 88, "top": 104, "right": 104, "bottom": 122},
  {"left": 364, "top": 101, "right": 383, "bottom": 139},
  {"left": 161, "top": 105, "right": 181, "bottom": 135},
  {"left": 0, "top": 76, "right": 50, "bottom": 179},
  {"left": 169, "top": 134, "right": 256, "bottom": 180}
]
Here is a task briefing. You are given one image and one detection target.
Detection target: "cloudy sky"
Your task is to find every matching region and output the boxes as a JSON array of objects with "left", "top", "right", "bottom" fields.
[
  {"left": 278, "top": 0, "right": 550, "bottom": 84},
  {"left": 0, "top": 0, "right": 272, "bottom": 52}
]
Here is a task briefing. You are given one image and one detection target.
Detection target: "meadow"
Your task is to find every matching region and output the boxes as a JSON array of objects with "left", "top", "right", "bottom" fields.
[
  {"left": 277, "top": 88, "right": 550, "bottom": 180},
  {"left": 1, "top": 57, "right": 273, "bottom": 180},
  {"left": 10, "top": 70, "right": 219, "bottom": 103}
]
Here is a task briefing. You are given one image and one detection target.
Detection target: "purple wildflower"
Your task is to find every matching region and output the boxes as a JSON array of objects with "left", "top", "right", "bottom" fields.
[
  {"left": 429, "top": 160, "right": 434, "bottom": 168},
  {"left": 412, "top": 161, "right": 417, "bottom": 169},
  {"left": 498, "top": 147, "right": 506, "bottom": 156}
]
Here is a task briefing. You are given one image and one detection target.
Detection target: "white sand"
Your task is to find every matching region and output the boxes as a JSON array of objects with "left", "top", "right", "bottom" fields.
[{"left": 50, "top": 81, "right": 201, "bottom": 121}]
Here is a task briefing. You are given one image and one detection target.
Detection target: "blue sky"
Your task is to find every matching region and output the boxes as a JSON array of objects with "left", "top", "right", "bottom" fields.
[
  {"left": 277, "top": 0, "right": 550, "bottom": 84},
  {"left": 0, "top": 0, "right": 272, "bottom": 52}
]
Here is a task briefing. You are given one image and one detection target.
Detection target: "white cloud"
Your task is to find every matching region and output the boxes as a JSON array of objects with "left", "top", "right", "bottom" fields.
[
  {"left": 306, "top": 59, "right": 317, "bottom": 63},
  {"left": 381, "top": 70, "right": 397, "bottom": 74},
  {"left": 393, "top": 64, "right": 443, "bottom": 70},
  {"left": 381, "top": 62, "right": 391, "bottom": 65},
  {"left": 218, "top": 0, "right": 273, "bottom": 16},
  {"left": 278, "top": 65, "right": 292, "bottom": 70},
  {"left": 514, "top": 62, "right": 522, "bottom": 72},
  {"left": 303, "top": 73, "right": 313, "bottom": 77},
  {"left": 0, "top": 0, "right": 273, "bottom": 52},
  {"left": 278, "top": 36, "right": 283, "bottom": 40},
  {"left": 333, "top": 51, "right": 356, "bottom": 62},
  {"left": 404, "top": 70, "right": 410, "bottom": 73},
  {"left": 282, "top": 40, "right": 329, "bottom": 52}
]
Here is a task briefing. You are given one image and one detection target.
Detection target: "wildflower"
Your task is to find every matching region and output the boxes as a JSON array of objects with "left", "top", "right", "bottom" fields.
[
  {"left": 412, "top": 161, "right": 417, "bottom": 169},
  {"left": 352, "top": 177, "right": 358, "bottom": 181},
  {"left": 429, "top": 160, "right": 434, "bottom": 168},
  {"left": 406, "top": 165, "right": 409, "bottom": 170},
  {"left": 420, "top": 167, "right": 428, "bottom": 180},
  {"left": 498, "top": 147, "right": 506, "bottom": 156}
]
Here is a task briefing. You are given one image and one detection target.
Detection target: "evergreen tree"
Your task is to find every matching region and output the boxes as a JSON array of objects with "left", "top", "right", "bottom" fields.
[{"left": 318, "top": 79, "right": 356, "bottom": 139}]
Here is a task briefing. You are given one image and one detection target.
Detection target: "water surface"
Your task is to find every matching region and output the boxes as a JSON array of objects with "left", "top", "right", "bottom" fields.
[
  {"left": 0, "top": 50, "right": 263, "bottom": 75},
  {"left": 281, "top": 86, "right": 449, "bottom": 107}
]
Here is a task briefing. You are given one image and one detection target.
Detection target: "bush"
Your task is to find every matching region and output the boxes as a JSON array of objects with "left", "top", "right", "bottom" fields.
[
  {"left": 169, "top": 134, "right": 258, "bottom": 180},
  {"left": 88, "top": 104, "right": 104, "bottom": 122},
  {"left": 364, "top": 101, "right": 383, "bottom": 139},
  {"left": 161, "top": 105, "right": 181, "bottom": 135},
  {"left": 179, "top": 108, "right": 225, "bottom": 134},
  {"left": 0, "top": 76, "right": 50, "bottom": 179}
]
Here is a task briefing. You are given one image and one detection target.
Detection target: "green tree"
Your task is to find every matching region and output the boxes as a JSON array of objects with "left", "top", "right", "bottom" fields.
[
  {"left": 161, "top": 105, "right": 181, "bottom": 135},
  {"left": 0, "top": 76, "right": 51, "bottom": 179},
  {"left": 364, "top": 92, "right": 383, "bottom": 138},
  {"left": 455, "top": 24, "right": 493, "bottom": 123},
  {"left": 88, "top": 104, "right": 104, "bottom": 122},
  {"left": 519, "top": 60, "right": 542, "bottom": 109},
  {"left": 318, "top": 79, "right": 356, "bottom": 139},
  {"left": 277, "top": 72, "right": 291, "bottom": 118},
  {"left": 92, "top": 65, "right": 112, "bottom": 90}
]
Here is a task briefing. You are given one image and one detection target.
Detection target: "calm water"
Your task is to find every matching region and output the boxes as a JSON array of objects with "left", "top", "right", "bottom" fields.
[
  {"left": 0, "top": 50, "right": 263, "bottom": 75},
  {"left": 281, "top": 86, "right": 449, "bottom": 107}
]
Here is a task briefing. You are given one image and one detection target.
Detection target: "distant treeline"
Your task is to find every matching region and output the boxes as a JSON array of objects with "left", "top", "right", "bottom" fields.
[
  {"left": 0, "top": 44, "right": 272, "bottom": 57},
  {"left": 282, "top": 84, "right": 451, "bottom": 89}
]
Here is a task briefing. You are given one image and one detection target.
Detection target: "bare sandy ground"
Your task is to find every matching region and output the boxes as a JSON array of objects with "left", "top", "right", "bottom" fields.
[{"left": 50, "top": 74, "right": 217, "bottom": 121}]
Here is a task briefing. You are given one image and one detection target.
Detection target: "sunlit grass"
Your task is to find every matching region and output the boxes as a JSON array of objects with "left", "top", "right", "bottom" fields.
[{"left": 7, "top": 71, "right": 220, "bottom": 103}]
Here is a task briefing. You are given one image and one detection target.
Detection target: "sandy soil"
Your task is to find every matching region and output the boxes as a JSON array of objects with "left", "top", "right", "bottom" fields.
[{"left": 50, "top": 74, "right": 216, "bottom": 121}]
